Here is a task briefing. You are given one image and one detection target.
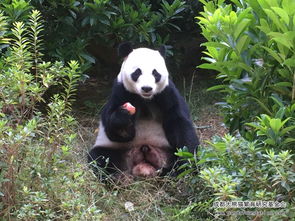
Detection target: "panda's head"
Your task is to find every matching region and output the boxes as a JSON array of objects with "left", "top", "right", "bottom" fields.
[{"left": 117, "top": 42, "right": 169, "bottom": 99}]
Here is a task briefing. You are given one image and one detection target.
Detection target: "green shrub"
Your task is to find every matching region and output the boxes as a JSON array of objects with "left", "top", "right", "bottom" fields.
[
  {"left": 247, "top": 113, "right": 295, "bottom": 148},
  {"left": 23, "top": 0, "right": 188, "bottom": 66},
  {"left": 0, "top": 10, "right": 103, "bottom": 220},
  {"left": 197, "top": 0, "right": 295, "bottom": 144},
  {"left": 0, "top": 0, "right": 191, "bottom": 72},
  {"left": 176, "top": 135, "right": 295, "bottom": 220},
  {"left": 0, "top": 0, "right": 32, "bottom": 22},
  {"left": 175, "top": 1, "right": 295, "bottom": 219}
]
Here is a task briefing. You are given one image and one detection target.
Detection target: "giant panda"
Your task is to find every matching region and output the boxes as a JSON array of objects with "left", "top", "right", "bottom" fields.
[{"left": 88, "top": 42, "right": 199, "bottom": 179}]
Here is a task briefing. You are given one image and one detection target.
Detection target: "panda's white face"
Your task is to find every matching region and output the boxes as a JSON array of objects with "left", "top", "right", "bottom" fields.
[{"left": 117, "top": 48, "right": 169, "bottom": 99}]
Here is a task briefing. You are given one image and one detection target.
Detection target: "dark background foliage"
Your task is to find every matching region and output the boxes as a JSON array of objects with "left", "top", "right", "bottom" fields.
[{"left": 1, "top": 0, "right": 204, "bottom": 79}]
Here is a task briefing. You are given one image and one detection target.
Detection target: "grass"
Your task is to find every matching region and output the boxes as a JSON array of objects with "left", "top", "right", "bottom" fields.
[{"left": 70, "top": 169, "right": 213, "bottom": 220}]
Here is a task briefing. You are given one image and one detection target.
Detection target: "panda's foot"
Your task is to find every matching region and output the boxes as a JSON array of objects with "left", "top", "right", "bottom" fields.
[{"left": 132, "top": 163, "right": 157, "bottom": 177}]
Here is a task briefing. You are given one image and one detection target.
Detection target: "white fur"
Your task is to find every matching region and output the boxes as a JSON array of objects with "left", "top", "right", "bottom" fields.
[
  {"left": 94, "top": 47, "right": 170, "bottom": 150},
  {"left": 94, "top": 119, "right": 170, "bottom": 149},
  {"left": 117, "top": 48, "right": 169, "bottom": 99}
]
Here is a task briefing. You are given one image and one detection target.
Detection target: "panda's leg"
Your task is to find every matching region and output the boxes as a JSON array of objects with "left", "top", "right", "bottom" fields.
[{"left": 88, "top": 147, "right": 127, "bottom": 175}]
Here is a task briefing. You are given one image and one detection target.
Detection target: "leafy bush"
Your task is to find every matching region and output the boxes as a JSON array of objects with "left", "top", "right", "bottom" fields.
[
  {"left": 0, "top": 10, "right": 103, "bottom": 219},
  {"left": 197, "top": 0, "right": 295, "bottom": 144},
  {"left": 0, "top": 0, "right": 190, "bottom": 68},
  {"left": 0, "top": 0, "right": 32, "bottom": 22},
  {"left": 247, "top": 113, "right": 295, "bottom": 149},
  {"left": 190, "top": 2, "right": 295, "bottom": 219},
  {"left": 177, "top": 135, "right": 295, "bottom": 220}
]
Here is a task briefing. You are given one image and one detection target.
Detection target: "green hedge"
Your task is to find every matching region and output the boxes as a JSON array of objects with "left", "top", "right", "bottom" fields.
[{"left": 198, "top": 0, "right": 295, "bottom": 148}]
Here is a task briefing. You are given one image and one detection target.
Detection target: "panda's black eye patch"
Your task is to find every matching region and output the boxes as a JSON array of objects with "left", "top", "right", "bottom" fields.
[
  {"left": 131, "top": 68, "right": 142, "bottom": 82},
  {"left": 152, "top": 70, "right": 161, "bottom": 83}
]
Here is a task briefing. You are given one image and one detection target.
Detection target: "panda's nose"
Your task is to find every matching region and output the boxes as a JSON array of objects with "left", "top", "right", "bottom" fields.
[{"left": 141, "top": 86, "right": 152, "bottom": 93}]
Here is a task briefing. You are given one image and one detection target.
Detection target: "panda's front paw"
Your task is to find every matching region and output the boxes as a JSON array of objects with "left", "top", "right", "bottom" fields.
[
  {"left": 111, "top": 106, "right": 135, "bottom": 127},
  {"left": 107, "top": 103, "right": 136, "bottom": 142}
]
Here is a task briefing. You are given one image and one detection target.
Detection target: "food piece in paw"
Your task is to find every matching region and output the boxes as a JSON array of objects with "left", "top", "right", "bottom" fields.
[{"left": 122, "top": 102, "right": 136, "bottom": 115}]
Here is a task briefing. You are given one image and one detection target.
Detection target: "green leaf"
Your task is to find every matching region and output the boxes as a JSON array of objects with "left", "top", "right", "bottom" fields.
[
  {"left": 234, "top": 19, "right": 251, "bottom": 40},
  {"left": 207, "top": 85, "right": 227, "bottom": 91},
  {"left": 281, "top": 126, "right": 295, "bottom": 135},
  {"left": 271, "top": 7, "right": 290, "bottom": 25},
  {"left": 236, "top": 62, "right": 252, "bottom": 72},
  {"left": 230, "top": 0, "right": 243, "bottom": 8},
  {"left": 269, "top": 118, "right": 283, "bottom": 134},
  {"left": 281, "top": 180, "right": 290, "bottom": 191},
  {"left": 246, "top": 122, "right": 261, "bottom": 130},
  {"left": 80, "top": 53, "right": 96, "bottom": 64},
  {"left": 282, "top": 0, "right": 295, "bottom": 16},
  {"left": 257, "top": 0, "right": 269, "bottom": 9},
  {"left": 282, "top": 137, "right": 295, "bottom": 144},
  {"left": 168, "top": 23, "right": 181, "bottom": 31},
  {"left": 198, "top": 63, "right": 223, "bottom": 72},
  {"left": 272, "top": 82, "right": 292, "bottom": 88},
  {"left": 236, "top": 35, "right": 250, "bottom": 54},
  {"left": 265, "top": 138, "right": 276, "bottom": 145},
  {"left": 265, "top": 0, "right": 279, "bottom": 8},
  {"left": 197, "top": 152, "right": 218, "bottom": 165},
  {"left": 284, "top": 57, "right": 295, "bottom": 67},
  {"left": 201, "top": 42, "right": 229, "bottom": 49},
  {"left": 202, "top": 57, "right": 216, "bottom": 63},
  {"left": 258, "top": 18, "right": 271, "bottom": 34},
  {"left": 177, "top": 168, "right": 194, "bottom": 178},
  {"left": 212, "top": 142, "right": 227, "bottom": 152},
  {"left": 207, "top": 46, "right": 219, "bottom": 59},
  {"left": 250, "top": 97, "right": 272, "bottom": 115},
  {"left": 285, "top": 31, "right": 295, "bottom": 41},
  {"left": 261, "top": 46, "right": 283, "bottom": 63},
  {"left": 264, "top": 9, "right": 287, "bottom": 32},
  {"left": 281, "top": 117, "right": 291, "bottom": 127},
  {"left": 268, "top": 32, "right": 293, "bottom": 49},
  {"left": 175, "top": 151, "right": 194, "bottom": 158}
]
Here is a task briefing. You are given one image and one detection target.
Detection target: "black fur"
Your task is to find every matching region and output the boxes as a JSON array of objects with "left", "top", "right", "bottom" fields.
[
  {"left": 154, "top": 80, "right": 199, "bottom": 153},
  {"left": 131, "top": 68, "right": 142, "bottom": 82},
  {"left": 152, "top": 70, "right": 161, "bottom": 83},
  {"left": 88, "top": 79, "right": 199, "bottom": 175},
  {"left": 158, "top": 45, "right": 166, "bottom": 58},
  {"left": 88, "top": 147, "right": 128, "bottom": 175},
  {"left": 118, "top": 42, "right": 133, "bottom": 58}
]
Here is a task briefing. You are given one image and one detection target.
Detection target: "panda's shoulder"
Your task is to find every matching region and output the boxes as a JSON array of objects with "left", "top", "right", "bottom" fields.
[
  {"left": 109, "top": 79, "right": 139, "bottom": 104},
  {"left": 159, "top": 79, "right": 183, "bottom": 101},
  {"left": 110, "top": 79, "right": 130, "bottom": 96},
  {"left": 157, "top": 79, "right": 191, "bottom": 115}
]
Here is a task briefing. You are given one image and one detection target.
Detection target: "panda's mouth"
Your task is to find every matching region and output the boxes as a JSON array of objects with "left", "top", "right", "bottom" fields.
[{"left": 141, "top": 93, "right": 153, "bottom": 99}]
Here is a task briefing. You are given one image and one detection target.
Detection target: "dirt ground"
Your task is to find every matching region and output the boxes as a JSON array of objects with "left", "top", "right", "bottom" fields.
[{"left": 195, "top": 110, "right": 228, "bottom": 145}]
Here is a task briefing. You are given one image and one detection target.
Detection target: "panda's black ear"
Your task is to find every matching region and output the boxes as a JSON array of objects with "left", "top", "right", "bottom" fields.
[
  {"left": 158, "top": 45, "right": 166, "bottom": 58},
  {"left": 118, "top": 42, "right": 133, "bottom": 58}
]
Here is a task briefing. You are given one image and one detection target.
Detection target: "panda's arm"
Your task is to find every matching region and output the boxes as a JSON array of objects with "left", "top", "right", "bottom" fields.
[
  {"left": 155, "top": 80, "right": 199, "bottom": 153},
  {"left": 101, "top": 81, "right": 136, "bottom": 142}
]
